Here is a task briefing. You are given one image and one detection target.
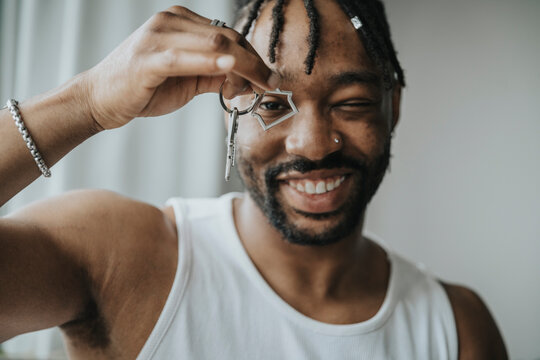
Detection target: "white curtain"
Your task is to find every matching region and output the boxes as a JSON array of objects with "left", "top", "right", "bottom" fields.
[{"left": 0, "top": 0, "right": 238, "bottom": 357}]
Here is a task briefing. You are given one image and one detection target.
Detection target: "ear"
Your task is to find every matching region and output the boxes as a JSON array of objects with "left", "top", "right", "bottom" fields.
[{"left": 391, "top": 84, "right": 402, "bottom": 132}]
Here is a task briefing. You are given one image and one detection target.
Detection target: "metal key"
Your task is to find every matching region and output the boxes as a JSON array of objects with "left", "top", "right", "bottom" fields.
[{"left": 225, "top": 108, "right": 239, "bottom": 181}]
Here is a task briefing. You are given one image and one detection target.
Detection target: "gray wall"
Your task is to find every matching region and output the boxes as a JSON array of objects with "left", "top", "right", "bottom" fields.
[{"left": 365, "top": 1, "right": 540, "bottom": 359}]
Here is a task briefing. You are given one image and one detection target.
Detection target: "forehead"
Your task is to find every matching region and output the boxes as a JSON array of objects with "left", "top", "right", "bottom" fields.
[{"left": 249, "top": 0, "right": 377, "bottom": 82}]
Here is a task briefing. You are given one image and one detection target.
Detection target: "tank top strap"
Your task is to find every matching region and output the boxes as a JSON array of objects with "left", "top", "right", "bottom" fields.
[{"left": 136, "top": 197, "right": 193, "bottom": 360}]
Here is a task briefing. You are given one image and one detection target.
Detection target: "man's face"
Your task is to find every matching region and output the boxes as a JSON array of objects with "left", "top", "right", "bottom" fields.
[{"left": 231, "top": 0, "right": 399, "bottom": 246}]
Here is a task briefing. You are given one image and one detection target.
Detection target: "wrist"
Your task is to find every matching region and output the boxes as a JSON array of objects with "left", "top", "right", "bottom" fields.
[
  {"left": 15, "top": 73, "right": 106, "bottom": 158},
  {"left": 68, "top": 71, "right": 105, "bottom": 135}
]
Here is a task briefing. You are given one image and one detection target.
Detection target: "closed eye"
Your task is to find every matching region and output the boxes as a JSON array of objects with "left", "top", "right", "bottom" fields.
[
  {"left": 331, "top": 100, "right": 380, "bottom": 119},
  {"left": 338, "top": 101, "right": 375, "bottom": 108}
]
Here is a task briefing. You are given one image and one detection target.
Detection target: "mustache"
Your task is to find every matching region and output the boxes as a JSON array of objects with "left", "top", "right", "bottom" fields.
[{"left": 265, "top": 152, "right": 369, "bottom": 187}]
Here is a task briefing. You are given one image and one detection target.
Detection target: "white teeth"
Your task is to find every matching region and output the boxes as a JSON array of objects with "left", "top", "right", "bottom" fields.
[
  {"left": 289, "top": 176, "right": 346, "bottom": 195},
  {"left": 334, "top": 176, "right": 345, "bottom": 187},
  {"left": 305, "top": 181, "right": 316, "bottom": 194},
  {"left": 315, "top": 181, "right": 326, "bottom": 194}
]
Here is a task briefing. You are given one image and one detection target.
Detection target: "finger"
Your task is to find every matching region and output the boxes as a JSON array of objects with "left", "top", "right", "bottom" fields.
[
  {"left": 223, "top": 71, "right": 249, "bottom": 95},
  {"left": 148, "top": 50, "right": 236, "bottom": 79},
  {"left": 163, "top": 5, "right": 212, "bottom": 25},
  {"left": 144, "top": 11, "right": 280, "bottom": 90},
  {"left": 154, "top": 30, "right": 278, "bottom": 90},
  {"left": 226, "top": 73, "right": 247, "bottom": 89},
  {"left": 198, "top": 31, "right": 276, "bottom": 90},
  {"left": 150, "top": 8, "right": 241, "bottom": 49},
  {"left": 145, "top": 9, "right": 216, "bottom": 36},
  {"left": 146, "top": 32, "right": 255, "bottom": 60},
  {"left": 222, "top": 79, "right": 248, "bottom": 99},
  {"left": 196, "top": 75, "right": 227, "bottom": 95},
  {"left": 143, "top": 32, "right": 252, "bottom": 94},
  {"left": 147, "top": 14, "right": 266, "bottom": 82},
  {"left": 165, "top": 7, "right": 241, "bottom": 45},
  {"left": 223, "top": 73, "right": 269, "bottom": 98},
  {"left": 198, "top": 26, "right": 280, "bottom": 90},
  {"left": 203, "top": 28, "right": 271, "bottom": 91},
  {"left": 151, "top": 16, "right": 244, "bottom": 51}
]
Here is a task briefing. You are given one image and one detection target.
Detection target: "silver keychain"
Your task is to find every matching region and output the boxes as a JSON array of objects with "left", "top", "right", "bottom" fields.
[
  {"left": 219, "top": 84, "right": 260, "bottom": 181},
  {"left": 225, "top": 108, "right": 239, "bottom": 181},
  {"left": 218, "top": 84, "right": 298, "bottom": 181},
  {"left": 250, "top": 89, "right": 298, "bottom": 131}
]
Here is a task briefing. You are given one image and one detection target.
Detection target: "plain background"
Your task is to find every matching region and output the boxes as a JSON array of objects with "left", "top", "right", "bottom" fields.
[{"left": 0, "top": 0, "right": 538, "bottom": 359}]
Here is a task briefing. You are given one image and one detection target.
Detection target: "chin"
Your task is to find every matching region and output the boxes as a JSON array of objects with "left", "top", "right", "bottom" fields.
[{"left": 264, "top": 194, "right": 365, "bottom": 247}]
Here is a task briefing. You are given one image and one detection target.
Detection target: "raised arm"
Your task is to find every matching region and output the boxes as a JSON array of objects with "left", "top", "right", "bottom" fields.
[
  {"left": 0, "top": 5, "right": 277, "bottom": 342},
  {"left": 0, "top": 6, "right": 276, "bottom": 207}
]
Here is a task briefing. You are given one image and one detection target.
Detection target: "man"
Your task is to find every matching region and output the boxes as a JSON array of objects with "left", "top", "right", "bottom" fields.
[{"left": 0, "top": 0, "right": 507, "bottom": 359}]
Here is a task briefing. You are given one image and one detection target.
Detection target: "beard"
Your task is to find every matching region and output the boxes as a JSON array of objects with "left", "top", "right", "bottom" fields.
[{"left": 237, "top": 138, "right": 392, "bottom": 246}]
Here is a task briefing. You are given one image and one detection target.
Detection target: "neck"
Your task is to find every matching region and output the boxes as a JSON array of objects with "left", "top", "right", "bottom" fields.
[{"left": 234, "top": 192, "right": 385, "bottom": 301}]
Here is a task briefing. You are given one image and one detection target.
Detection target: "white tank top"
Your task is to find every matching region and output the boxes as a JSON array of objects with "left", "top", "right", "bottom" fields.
[{"left": 136, "top": 193, "right": 457, "bottom": 360}]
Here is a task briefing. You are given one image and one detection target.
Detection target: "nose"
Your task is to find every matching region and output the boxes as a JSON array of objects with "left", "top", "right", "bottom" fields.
[{"left": 284, "top": 105, "right": 342, "bottom": 161}]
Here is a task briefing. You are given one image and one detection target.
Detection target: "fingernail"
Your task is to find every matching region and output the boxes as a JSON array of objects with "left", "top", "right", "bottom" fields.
[
  {"left": 216, "top": 55, "right": 235, "bottom": 70},
  {"left": 267, "top": 72, "right": 280, "bottom": 89}
]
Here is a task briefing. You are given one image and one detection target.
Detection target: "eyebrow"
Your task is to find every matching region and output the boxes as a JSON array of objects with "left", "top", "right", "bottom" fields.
[
  {"left": 277, "top": 70, "right": 381, "bottom": 87},
  {"left": 328, "top": 71, "right": 382, "bottom": 87}
]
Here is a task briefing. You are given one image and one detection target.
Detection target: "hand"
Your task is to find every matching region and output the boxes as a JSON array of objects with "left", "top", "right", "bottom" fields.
[{"left": 83, "top": 6, "right": 277, "bottom": 130}]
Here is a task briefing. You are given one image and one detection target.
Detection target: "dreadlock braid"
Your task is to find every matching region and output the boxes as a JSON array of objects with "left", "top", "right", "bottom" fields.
[
  {"left": 302, "top": 0, "right": 320, "bottom": 75},
  {"left": 234, "top": 0, "right": 406, "bottom": 87},
  {"left": 336, "top": 1, "right": 384, "bottom": 78},
  {"left": 367, "top": 0, "right": 406, "bottom": 86},
  {"left": 241, "top": 0, "right": 265, "bottom": 36},
  {"left": 336, "top": 0, "right": 405, "bottom": 87},
  {"left": 345, "top": 0, "right": 394, "bottom": 86},
  {"left": 268, "top": 0, "right": 286, "bottom": 63},
  {"left": 242, "top": 0, "right": 265, "bottom": 37}
]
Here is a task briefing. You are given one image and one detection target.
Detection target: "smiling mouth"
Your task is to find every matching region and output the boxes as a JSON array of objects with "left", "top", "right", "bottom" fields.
[
  {"left": 276, "top": 172, "right": 353, "bottom": 215},
  {"left": 285, "top": 175, "right": 347, "bottom": 195}
]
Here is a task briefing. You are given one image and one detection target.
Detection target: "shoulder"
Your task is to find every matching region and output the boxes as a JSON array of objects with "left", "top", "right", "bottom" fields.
[
  {"left": 440, "top": 282, "right": 508, "bottom": 360},
  {"left": 11, "top": 188, "right": 164, "bottom": 219},
  {"left": 11, "top": 188, "right": 177, "bottom": 291},
  {"left": 58, "top": 189, "right": 178, "bottom": 269},
  {"left": 12, "top": 188, "right": 175, "bottom": 237}
]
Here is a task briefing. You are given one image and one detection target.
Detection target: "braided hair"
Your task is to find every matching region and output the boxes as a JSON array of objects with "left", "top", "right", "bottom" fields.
[{"left": 235, "top": 0, "right": 405, "bottom": 88}]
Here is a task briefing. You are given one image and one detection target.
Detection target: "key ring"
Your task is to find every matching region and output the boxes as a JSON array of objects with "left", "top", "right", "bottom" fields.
[{"left": 219, "top": 82, "right": 261, "bottom": 115}]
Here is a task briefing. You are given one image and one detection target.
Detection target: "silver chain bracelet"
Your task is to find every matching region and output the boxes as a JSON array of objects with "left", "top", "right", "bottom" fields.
[{"left": 2, "top": 99, "right": 51, "bottom": 177}]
